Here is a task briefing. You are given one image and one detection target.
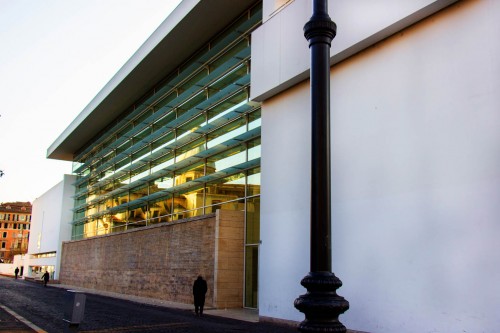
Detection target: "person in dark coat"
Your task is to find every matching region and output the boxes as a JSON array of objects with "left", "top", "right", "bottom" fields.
[
  {"left": 14, "top": 267, "right": 19, "bottom": 279},
  {"left": 42, "top": 271, "right": 50, "bottom": 287},
  {"left": 193, "top": 275, "right": 208, "bottom": 316}
]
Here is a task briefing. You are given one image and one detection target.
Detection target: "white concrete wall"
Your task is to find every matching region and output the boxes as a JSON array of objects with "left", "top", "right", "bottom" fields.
[
  {"left": 259, "top": 0, "right": 500, "bottom": 332},
  {"left": 0, "top": 263, "right": 15, "bottom": 276},
  {"left": 0, "top": 255, "right": 26, "bottom": 276},
  {"left": 27, "top": 174, "right": 75, "bottom": 279},
  {"left": 251, "top": 0, "right": 458, "bottom": 102}
]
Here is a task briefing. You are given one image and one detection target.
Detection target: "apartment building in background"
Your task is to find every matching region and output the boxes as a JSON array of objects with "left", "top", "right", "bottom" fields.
[{"left": 0, "top": 201, "right": 31, "bottom": 263}]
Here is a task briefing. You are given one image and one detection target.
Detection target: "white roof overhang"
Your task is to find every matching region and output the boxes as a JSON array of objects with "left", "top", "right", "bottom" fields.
[{"left": 47, "top": 0, "right": 257, "bottom": 161}]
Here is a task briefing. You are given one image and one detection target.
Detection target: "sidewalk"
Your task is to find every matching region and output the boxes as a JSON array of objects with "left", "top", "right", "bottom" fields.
[
  {"left": 2, "top": 277, "right": 368, "bottom": 333},
  {"left": 51, "top": 283, "right": 261, "bottom": 323},
  {"left": 47, "top": 283, "right": 366, "bottom": 332}
]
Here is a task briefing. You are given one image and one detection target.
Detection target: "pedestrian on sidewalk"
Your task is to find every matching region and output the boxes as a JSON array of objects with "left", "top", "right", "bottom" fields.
[
  {"left": 14, "top": 267, "right": 19, "bottom": 279},
  {"left": 193, "top": 275, "right": 207, "bottom": 317},
  {"left": 42, "top": 271, "right": 50, "bottom": 287}
]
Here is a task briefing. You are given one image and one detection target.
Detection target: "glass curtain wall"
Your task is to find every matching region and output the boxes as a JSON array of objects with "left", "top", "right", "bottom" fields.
[{"left": 70, "top": 3, "right": 262, "bottom": 308}]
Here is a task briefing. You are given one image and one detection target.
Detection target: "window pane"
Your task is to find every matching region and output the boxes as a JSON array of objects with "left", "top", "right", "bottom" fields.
[
  {"left": 131, "top": 146, "right": 149, "bottom": 164},
  {"left": 116, "top": 156, "right": 131, "bottom": 171},
  {"left": 207, "top": 91, "right": 247, "bottom": 123},
  {"left": 128, "top": 205, "right": 147, "bottom": 228},
  {"left": 178, "top": 92, "right": 206, "bottom": 117},
  {"left": 245, "top": 245, "right": 258, "bottom": 308},
  {"left": 133, "top": 128, "right": 151, "bottom": 145},
  {"left": 247, "top": 138, "right": 261, "bottom": 161},
  {"left": 130, "top": 164, "right": 149, "bottom": 183},
  {"left": 179, "top": 68, "right": 207, "bottom": 95},
  {"left": 151, "top": 152, "right": 174, "bottom": 174},
  {"left": 247, "top": 167, "right": 261, "bottom": 196},
  {"left": 111, "top": 210, "right": 127, "bottom": 233},
  {"left": 154, "top": 92, "right": 177, "bottom": 112},
  {"left": 117, "top": 123, "right": 133, "bottom": 138},
  {"left": 114, "top": 173, "right": 130, "bottom": 188},
  {"left": 177, "top": 114, "right": 206, "bottom": 140},
  {"left": 207, "top": 145, "right": 246, "bottom": 174},
  {"left": 175, "top": 138, "right": 205, "bottom": 163},
  {"left": 205, "top": 172, "right": 245, "bottom": 213},
  {"left": 150, "top": 174, "right": 174, "bottom": 194},
  {"left": 151, "top": 131, "right": 175, "bottom": 153},
  {"left": 148, "top": 196, "right": 173, "bottom": 224},
  {"left": 130, "top": 184, "right": 148, "bottom": 202},
  {"left": 248, "top": 108, "right": 261, "bottom": 130},
  {"left": 84, "top": 219, "right": 97, "bottom": 238},
  {"left": 207, "top": 118, "right": 246, "bottom": 148},
  {"left": 116, "top": 140, "right": 131, "bottom": 155},
  {"left": 210, "top": 64, "right": 248, "bottom": 92},
  {"left": 173, "top": 185, "right": 204, "bottom": 220},
  {"left": 133, "top": 108, "right": 153, "bottom": 126},
  {"left": 246, "top": 196, "right": 260, "bottom": 244},
  {"left": 153, "top": 109, "right": 176, "bottom": 131},
  {"left": 98, "top": 197, "right": 113, "bottom": 212},
  {"left": 113, "top": 192, "right": 128, "bottom": 207},
  {"left": 174, "top": 161, "right": 205, "bottom": 186},
  {"left": 210, "top": 39, "right": 248, "bottom": 71}
]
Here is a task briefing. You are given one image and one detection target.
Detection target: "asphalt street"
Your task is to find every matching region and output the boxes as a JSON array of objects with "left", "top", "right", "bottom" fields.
[{"left": 0, "top": 276, "right": 298, "bottom": 333}]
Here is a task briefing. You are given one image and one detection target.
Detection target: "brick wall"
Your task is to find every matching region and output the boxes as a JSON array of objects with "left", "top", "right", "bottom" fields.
[{"left": 60, "top": 210, "right": 244, "bottom": 308}]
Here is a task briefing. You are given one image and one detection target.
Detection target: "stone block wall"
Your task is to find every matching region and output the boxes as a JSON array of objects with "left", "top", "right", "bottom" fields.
[
  {"left": 215, "top": 210, "right": 245, "bottom": 308},
  {"left": 60, "top": 211, "right": 244, "bottom": 308}
]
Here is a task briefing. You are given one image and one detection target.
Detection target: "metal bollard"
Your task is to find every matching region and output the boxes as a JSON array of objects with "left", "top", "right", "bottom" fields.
[{"left": 63, "top": 290, "right": 86, "bottom": 332}]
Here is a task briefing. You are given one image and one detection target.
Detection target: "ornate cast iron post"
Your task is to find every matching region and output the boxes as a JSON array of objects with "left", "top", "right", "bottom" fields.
[{"left": 294, "top": 1, "right": 349, "bottom": 332}]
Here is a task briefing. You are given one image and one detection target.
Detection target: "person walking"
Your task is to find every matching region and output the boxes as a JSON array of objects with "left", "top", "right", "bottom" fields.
[
  {"left": 42, "top": 271, "right": 50, "bottom": 287},
  {"left": 193, "top": 275, "right": 207, "bottom": 316},
  {"left": 14, "top": 267, "right": 19, "bottom": 279}
]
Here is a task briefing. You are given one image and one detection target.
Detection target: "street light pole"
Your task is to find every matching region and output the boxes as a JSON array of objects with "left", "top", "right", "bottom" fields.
[{"left": 294, "top": 1, "right": 349, "bottom": 332}]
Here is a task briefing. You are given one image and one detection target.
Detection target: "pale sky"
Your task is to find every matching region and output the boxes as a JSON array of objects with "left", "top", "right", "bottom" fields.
[{"left": 0, "top": 0, "right": 182, "bottom": 203}]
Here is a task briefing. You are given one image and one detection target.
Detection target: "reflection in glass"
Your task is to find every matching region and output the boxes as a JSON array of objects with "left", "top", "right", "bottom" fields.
[
  {"left": 175, "top": 138, "right": 205, "bottom": 163},
  {"left": 247, "top": 167, "right": 261, "bottom": 196},
  {"left": 148, "top": 196, "right": 173, "bottom": 224},
  {"left": 205, "top": 173, "right": 245, "bottom": 212},
  {"left": 246, "top": 196, "right": 260, "bottom": 244},
  {"left": 207, "top": 145, "right": 246, "bottom": 174},
  {"left": 173, "top": 184, "right": 204, "bottom": 220},
  {"left": 245, "top": 246, "right": 258, "bottom": 308},
  {"left": 151, "top": 153, "right": 174, "bottom": 174},
  {"left": 130, "top": 184, "right": 148, "bottom": 203},
  {"left": 70, "top": 5, "right": 261, "bottom": 242},
  {"left": 174, "top": 161, "right": 205, "bottom": 186},
  {"left": 150, "top": 175, "right": 174, "bottom": 194},
  {"left": 207, "top": 118, "right": 246, "bottom": 149},
  {"left": 128, "top": 205, "right": 148, "bottom": 228}
]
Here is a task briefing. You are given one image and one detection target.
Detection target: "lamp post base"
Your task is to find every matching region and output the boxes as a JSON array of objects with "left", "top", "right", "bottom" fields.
[{"left": 294, "top": 272, "right": 349, "bottom": 333}]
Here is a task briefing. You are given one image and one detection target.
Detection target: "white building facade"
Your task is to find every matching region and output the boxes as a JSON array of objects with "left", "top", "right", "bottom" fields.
[
  {"left": 26, "top": 175, "right": 76, "bottom": 280},
  {"left": 254, "top": 1, "right": 500, "bottom": 332}
]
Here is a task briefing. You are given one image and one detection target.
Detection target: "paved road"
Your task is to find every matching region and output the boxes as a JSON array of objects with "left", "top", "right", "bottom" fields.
[{"left": 0, "top": 276, "right": 298, "bottom": 333}]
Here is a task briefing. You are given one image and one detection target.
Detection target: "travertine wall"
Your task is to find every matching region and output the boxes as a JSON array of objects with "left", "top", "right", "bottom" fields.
[
  {"left": 214, "top": 210, "right": 245, "bottom": 308},
  {"left": 60, "top": 210, "right": 244, "bottom": 308}
]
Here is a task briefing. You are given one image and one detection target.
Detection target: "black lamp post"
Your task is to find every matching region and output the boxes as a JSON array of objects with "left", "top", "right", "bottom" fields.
[{"left": 294, "top": 1, "right": 349, "bottom": 332}]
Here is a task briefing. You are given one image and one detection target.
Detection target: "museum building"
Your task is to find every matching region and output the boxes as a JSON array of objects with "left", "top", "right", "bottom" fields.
[
  {"left": 48, "top": 0, "right": 500, "bottom": 332},
  {"left": 48, "top": 0, "right": 262, "bottom": 309}
]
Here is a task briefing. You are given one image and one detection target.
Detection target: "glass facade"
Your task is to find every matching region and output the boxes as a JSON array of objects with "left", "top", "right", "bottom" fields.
[{"left": 70, "top": 3, "right": 261, "bottom": 308}]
